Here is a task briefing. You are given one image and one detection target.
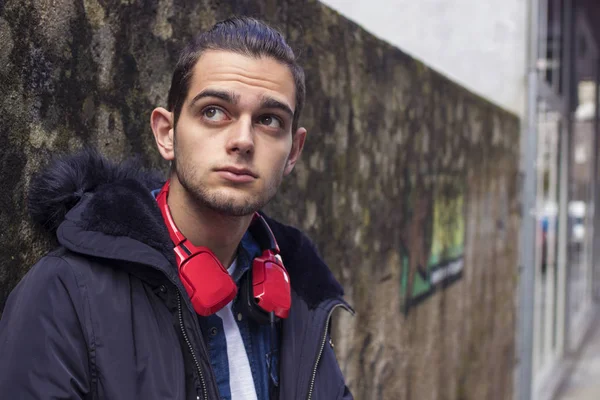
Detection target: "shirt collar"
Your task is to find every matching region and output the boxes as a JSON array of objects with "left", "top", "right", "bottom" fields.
[{"left": 232, "top": 230, "right": 262, "bottom": 283}]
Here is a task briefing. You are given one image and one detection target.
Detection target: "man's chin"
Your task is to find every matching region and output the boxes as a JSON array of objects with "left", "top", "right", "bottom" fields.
[
  {"left": 200, "top": 194, "right": 263, "bottom": 217},
  {"left": 184, "top": 184, "right": 273, "bottom": 217},
  {"left": 208, "top": 202, "right": 260, "bottom": 217}
]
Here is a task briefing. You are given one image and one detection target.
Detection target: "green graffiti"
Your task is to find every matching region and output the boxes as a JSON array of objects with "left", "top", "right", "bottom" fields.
[{"left": 400, "top": 180, "right": 465, "bottom": 312}]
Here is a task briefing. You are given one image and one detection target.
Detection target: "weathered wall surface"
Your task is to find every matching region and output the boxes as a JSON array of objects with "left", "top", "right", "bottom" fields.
[{"left": 0, "top": 1, "right": 520, "bottom": 399}]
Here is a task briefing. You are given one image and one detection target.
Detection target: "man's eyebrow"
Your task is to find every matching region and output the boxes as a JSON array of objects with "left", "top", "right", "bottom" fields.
[
  {"left": 189, "top": 89, "right": 240, "bottom": 107},
  {"left": 259, "top": 96, "right": 294, "bottom": 119}
]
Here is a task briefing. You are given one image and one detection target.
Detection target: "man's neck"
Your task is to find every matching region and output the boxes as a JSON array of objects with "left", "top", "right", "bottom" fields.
[{"left": 167, "top": 177, "right": 253, "bottom": 268}]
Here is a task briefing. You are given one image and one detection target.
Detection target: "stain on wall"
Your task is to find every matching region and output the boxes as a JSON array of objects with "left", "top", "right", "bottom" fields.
[{"left": 0, "top": 1, "right": 520, "bottom": 399}]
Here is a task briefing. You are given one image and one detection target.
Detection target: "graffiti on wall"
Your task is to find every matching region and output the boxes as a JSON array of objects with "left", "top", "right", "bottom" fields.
[{"left": 400, "top": 174, "right": 466, "bottom": 313}]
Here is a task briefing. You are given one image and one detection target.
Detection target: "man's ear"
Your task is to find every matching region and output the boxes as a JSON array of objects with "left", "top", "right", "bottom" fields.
[
  {"left": 284, "top": 127, "right": 307, "bottom": 176},
  {"left": 151, "top": 107, "right": 175, "bottom": 161}
]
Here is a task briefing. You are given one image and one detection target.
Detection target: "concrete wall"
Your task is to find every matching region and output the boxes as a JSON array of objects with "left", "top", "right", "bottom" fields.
[
  {"left": 320, "top": 0, "right": 527, "bottom": 117},
  {"left": 0, "top": 0, "right": 520, "bottom": 399}
]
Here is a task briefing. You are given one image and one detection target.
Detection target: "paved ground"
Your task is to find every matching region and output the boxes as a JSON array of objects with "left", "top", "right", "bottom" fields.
[{"left": 556, "top": 318, "right": 600, "bottom": 400}]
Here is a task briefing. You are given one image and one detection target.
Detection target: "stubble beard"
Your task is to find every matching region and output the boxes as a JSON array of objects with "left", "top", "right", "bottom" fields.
[{"left": 174, "top": 155, "right": 283, "bottom": 217}]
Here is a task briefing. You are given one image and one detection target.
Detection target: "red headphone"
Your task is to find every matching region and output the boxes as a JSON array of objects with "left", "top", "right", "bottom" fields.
[{"left": 157, "top": 181, "right": 291, "bottom": 322}]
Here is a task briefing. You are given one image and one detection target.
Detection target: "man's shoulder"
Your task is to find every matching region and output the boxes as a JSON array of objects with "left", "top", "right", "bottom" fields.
[
  {"left": 22, "top": 247, "right": 95, "bottom": 287},
  {"left": 5, "top": 248, "right": 89, "bottom": 315},
  {"left": 23, "top": 246, "right": 125, "bottom": 295}
]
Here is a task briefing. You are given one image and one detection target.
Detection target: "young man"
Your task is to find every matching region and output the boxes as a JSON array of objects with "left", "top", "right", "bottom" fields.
[{"left": 0, "top": 17, "right": 353, "bottom": 400}]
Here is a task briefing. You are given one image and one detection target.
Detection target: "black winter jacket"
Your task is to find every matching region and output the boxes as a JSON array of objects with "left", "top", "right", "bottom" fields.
[{"left": 0, "top": 151, "right": 354, "bottom": 400}]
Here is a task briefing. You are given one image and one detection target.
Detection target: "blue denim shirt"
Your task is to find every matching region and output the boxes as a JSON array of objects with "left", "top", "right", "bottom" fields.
[{"left": 197, "top": 231, "right": 277, "bottom": 400}]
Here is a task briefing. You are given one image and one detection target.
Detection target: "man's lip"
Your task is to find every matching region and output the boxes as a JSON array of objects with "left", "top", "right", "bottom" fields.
[{"left": 215, "top": 167, "right": 258, "bottom": 178}]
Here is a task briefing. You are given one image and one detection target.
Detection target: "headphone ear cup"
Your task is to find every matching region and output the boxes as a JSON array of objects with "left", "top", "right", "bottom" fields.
[
  {"left": 238, "top": 270, "right": 271, "bottom": 325},
  {"left": 180, "top": 251, "right": 237, "bottom": 316}
]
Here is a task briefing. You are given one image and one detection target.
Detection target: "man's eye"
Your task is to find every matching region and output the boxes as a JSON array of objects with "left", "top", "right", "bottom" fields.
[
  {"left": 257, "top": 115, "right": 282, "bottom": 129},
  {"left": 202, "top": 107, "right": 227, "bottom": 121}
]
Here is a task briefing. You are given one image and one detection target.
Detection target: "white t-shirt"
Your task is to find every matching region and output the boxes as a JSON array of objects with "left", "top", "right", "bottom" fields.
[{"left": 214, "top": 259, "right": 258, "bottom": 400}]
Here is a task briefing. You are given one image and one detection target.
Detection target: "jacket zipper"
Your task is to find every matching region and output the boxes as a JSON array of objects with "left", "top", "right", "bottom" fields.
[
  {"left": 177, "top": 292, "right": 207, "bottom": 400},
  {"left": 307, "top": 303, "right": 352, "bottom": 400}
]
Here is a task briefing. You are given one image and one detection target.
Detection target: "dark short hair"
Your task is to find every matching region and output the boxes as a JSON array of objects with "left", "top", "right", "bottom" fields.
[{"left": 167, "top": 17, "right": 306, "bottom": 132}]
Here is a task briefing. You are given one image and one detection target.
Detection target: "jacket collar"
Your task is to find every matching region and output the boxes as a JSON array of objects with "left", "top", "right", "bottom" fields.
[{"left": 28, "top": 149, "right": 345, "bottom": 309}]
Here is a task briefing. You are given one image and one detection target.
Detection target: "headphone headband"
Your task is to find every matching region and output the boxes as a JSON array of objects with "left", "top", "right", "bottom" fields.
[
  {"left": 156, "top": 180, "right": 290, "bottom": 320},
  {"left": 157, "top": 180, "right": 186, "bottom": 247}
]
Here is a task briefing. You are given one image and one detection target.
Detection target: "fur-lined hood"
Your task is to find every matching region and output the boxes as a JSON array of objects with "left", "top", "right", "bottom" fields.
[{"left": 27, "top": 148, "right": 344, "bottom": 308}]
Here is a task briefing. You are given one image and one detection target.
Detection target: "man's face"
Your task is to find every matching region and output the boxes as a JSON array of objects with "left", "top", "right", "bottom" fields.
[{"left": 166, "top": 50, "right": 304, "bottom": 216}]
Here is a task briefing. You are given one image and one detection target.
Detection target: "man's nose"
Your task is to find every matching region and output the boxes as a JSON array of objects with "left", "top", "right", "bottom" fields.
[{"left": 226, "top": 117, "right": 255, "bottom": 156}]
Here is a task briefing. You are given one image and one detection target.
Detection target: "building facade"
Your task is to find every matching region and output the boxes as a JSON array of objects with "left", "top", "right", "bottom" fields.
[{"left": 524, "top": 1, "right": 600, "bottom": 399}]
